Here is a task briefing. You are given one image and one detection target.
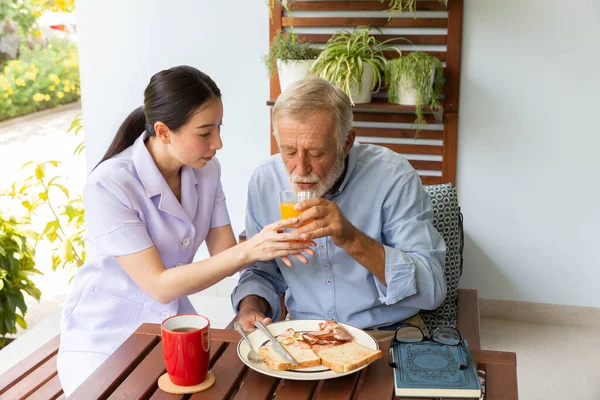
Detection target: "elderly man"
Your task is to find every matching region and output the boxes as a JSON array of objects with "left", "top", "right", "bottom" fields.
[{"left": 231, "top": 78, "right": 446, "bottom": 337}]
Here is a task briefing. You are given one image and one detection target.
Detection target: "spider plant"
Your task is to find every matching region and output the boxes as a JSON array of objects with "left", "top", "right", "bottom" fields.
[
  {"left": 381, "top": 0, "right": 449, "bottom": 18},
  {"left": 311, "top": 27, "right": 402, "bottom": 104},
  {"left": 266, "top": 0, "right": 290, "bottom": 20},
  {"left": 387, "top": 52, "right": 444, "bottom": 126}
]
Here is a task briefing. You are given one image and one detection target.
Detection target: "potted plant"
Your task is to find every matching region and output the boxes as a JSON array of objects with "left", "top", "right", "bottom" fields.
[
  {"left": 380, "top": 0, "right": 448, "bottom": 17},
  {"left": 0, "top": 214, "right": 41, "bottom": 348},
  {"left": 387, "top": 52, "right": 443, "bottom": 126},
  {"left": 311, "top": 27, "right": 401, "bottom": 105},
  {"left": 264, "top": 30, "right": 321, "bottom": 93}
]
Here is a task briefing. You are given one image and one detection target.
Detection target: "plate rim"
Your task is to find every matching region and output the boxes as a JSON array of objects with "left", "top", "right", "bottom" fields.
[{"left": 236, "top": 319, "right": 380, "bottom": 381}]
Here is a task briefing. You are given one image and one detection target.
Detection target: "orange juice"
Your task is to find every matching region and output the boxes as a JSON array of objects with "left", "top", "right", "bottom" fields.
[
  {"left": 280, "top": 202, "right": 302, "bottom": 220},
  {"left": 279, "top": 202, "right": 312, "bottom": 227}
]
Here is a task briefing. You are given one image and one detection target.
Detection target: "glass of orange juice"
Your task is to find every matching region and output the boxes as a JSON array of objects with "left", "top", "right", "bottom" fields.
[{"left": 278, "top": 191, "right": 316, "bottom": 229}]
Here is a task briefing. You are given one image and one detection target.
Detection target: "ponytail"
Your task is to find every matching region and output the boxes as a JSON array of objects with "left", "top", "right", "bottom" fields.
[{"left": 96, "top": 106, "right": 148, "bottom": 168}]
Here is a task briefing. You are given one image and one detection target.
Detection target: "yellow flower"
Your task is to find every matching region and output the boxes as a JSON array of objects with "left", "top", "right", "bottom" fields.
[
  {"left": 15, "top": 78, "right": 26, "bottom": 87},
  {"left": 4, "top": 66, "right": 10, "bottom": 73},
  {"left": 49, "top": 74, "right": 60, "bottom": 85},
  {"left": 7, "top": 88, "right": 13, "bottom": 95},
  {"left": 8, "top": 60, "right": 18, "bottom": 67},
  {"left": 70, "top": 84, "right": 76, "bottom": 91},
  {"left": 3, "top": 93, "right": 8, "bottom": 99},
  {"left": 49, "top": 85, "right": 56, "bottom": 91},
  {"left": 1, "top": 83, "right": 10, "bottom": 91},
  {"left": 57, "top": 92, "right": 64, "bottom": 99},
  {"left": 44, "top": 94, "right": 51, "bottom": 101},
  {"left": 64, "top": 86, "right": 71, "bottom": 93},
  {"left": 33, "top": 93, "right": 45, "bottom": 102},
  {"left": 76, "top": 89, "right": 81, "bottom": 95}
]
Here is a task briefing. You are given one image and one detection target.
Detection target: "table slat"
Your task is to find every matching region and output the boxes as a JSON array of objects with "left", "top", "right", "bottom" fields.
[
  {"left": 69, "top": 332, "right": 160, "bottom": 399},
  {"left": 26, "top": 374, "right": 63, "bottom": 400},
  {"left": 1, "top": 354, "right": 58, "bottom": 400},
  {"left": 108, "top": 340, "right": 166, "bottom": 400},
  {"left": 316, "top": 371, "right": 360, "bottom": 400},
  {"left": 0, "top": 335, "right": 59, "bottom": 395},
  {"left": 231, "top": 369, "right": 280, "bottom": 400},
  {"left": 149, "top": 390, "right": 184, "bottom": 400},
  {"left": 189, "top": 343, "right": 248, "bottom": 400},
  {"left": 354, "top": 343, "right": 394, "bottom": 400},
  {"left": 485, "top": 364, "right": 519, "bottom": 400},
  {"left": 273, "top": 379, "right": 319, "bottom": 400}
]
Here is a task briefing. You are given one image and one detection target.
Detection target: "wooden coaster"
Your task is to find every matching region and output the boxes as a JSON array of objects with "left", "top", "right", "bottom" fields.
[{"left": 157, "top": 371, "right": 215, "bottom": 394}]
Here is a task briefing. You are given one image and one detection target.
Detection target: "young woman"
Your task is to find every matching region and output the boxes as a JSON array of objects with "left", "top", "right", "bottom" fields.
[{"left": 57, "top": 65, "right": 314, "bottom": 395}]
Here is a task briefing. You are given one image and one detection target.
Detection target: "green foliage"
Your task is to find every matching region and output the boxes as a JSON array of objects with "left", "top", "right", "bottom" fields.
[
  {"left": 266, "top": 0, "right": 290, "bottom": 21},
  {"left": 264, "top": 30, "right": 321, "bottom": 77},
  {"left": 0, "top": 38, "right": 80, "bottom": 121},
  {"left": 0, "top": 0, "right": 75, "bottom": 37},
  {"left": 0, "top": 214, "right": 41, "bottom": 345},
  {"left": 0, "top": 114, "right": 83, "bottom": 346},
  {"left": 381, "top": 0, "right": 448, "bottom": 18},
  {"left": 387, "top": 52, "right": 444, "bottom": 127},
  {"left": 0, "top": 1, "right": 38, "bottom": 36},
  {"left": 311, "top": 27, "right": 402, "bottom": 104},
  {"left": 3, "top": 114, "right": 86, "bottom": 274}
]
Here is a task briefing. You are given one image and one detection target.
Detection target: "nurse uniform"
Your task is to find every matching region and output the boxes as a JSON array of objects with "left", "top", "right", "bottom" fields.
[{"left": 57, "top": 132, "right": 230, "bottom": 395}]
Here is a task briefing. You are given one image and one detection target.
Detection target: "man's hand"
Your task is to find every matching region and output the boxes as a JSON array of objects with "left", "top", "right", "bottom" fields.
[
  {"left": 237, "top": 295, "right": 273, "bottom": 332},
  {"left": 293, "top": 198, "right": 359, "bottom": 248},
  {"left": 237, "top": 308, "right": 272, "bottom": 332},
  {"left": 293, "top": 198, "right": 387, "bottom": 284}
]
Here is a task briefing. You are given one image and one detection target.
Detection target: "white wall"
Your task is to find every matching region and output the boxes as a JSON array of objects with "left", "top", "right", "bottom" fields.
[
  {"left": 77, "top": 1, "right": 600, "bottom": 308},
  {"left": 457, "top": 0, "right": 600, "bottom": 307},
  {"left": 77, "top": 0, "right": 270, "bottom": 241}
]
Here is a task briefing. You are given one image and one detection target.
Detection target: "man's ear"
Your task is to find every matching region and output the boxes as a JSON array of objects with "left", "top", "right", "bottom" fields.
[
  {"left": 154, "top": 121, "right": 171, "bottom": 144},
  {"left": 343, "top": 129, "right": 356, "bottom": 156}
]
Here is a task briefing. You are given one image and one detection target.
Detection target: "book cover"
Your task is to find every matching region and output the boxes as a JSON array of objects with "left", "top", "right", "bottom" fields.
[{"left": 392, "top": 340, "right": 482, "bottom": 398}]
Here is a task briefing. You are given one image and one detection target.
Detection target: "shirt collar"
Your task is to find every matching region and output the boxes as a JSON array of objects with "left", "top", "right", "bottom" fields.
[
  {"left": 132, "top": 131, "right": 199, "bottom": 222},
  {"left": 132, "top": 131, "right": 199, "bottom": 197}
]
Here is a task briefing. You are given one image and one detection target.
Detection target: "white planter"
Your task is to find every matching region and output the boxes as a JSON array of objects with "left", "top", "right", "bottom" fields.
[
  {"left": 394, "top": 65, "right": 436, "bottom": 105},
  {"left": 349, "top": 63, "right": 374, "bottom": 104},
  {"left": 277, "top": 59, "right": 315, "bottom": 93}
]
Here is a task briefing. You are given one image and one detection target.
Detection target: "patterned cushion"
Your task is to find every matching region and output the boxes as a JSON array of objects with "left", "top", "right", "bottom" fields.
[{"left": 419, "top": 183, "right": 463, "bottom": 331}]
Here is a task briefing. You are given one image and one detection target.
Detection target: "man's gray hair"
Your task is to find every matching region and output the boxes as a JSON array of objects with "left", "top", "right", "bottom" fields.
[{"left": 272, "top": 77, "right": 353, "bottom": 155}]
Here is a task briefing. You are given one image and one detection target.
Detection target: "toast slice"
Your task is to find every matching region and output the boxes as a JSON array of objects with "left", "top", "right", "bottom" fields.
[
  {"left": 318, "top": 341, "right": 382, "bottom": 373},
  {"left": 258, "top": 342, "right": 321, "bottom": 371}
]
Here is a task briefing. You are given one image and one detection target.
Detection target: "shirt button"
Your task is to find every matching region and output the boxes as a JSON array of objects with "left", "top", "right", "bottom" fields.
[
  {"left": 161, "top": 312, "right": 170, "bottom": 320},
  {"left": 175, "top": 263, "right": 184, "bottom": 267},
  {"left": 182, "top": 238, "right": 191, "bottom": 248},
  {"left": 320, "top": 244, "right": 325, "bottom": 249},
  {"left": 326, "top": 279, "right": 332, "bottom": 285}
]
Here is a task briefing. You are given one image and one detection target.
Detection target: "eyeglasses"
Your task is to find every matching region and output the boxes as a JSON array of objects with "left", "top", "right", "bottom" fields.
[{"left": 388, "top": 324, "right": 468, "bottom": 370}]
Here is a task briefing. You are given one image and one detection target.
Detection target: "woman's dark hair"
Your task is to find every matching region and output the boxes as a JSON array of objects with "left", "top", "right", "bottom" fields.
[{"left": 96, "top": 65, "right": 221, "bottom": 167}]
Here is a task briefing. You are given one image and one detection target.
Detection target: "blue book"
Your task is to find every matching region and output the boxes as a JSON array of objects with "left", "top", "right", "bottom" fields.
[{"left": 391, "top": 340, "right": 482, "bottom": 398}]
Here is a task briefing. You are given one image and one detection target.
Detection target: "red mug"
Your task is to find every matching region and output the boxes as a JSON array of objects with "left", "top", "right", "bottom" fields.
[{"left": 161, "top": 314, "right": 211, "bottom": 386}]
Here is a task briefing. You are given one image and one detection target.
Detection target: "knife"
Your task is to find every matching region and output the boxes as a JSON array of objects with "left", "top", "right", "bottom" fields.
[{"left": 254, "top": 321, "right": 299, "bottom": 366}]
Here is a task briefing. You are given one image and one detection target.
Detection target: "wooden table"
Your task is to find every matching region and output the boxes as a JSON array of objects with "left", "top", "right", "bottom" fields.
[{"left": 0, "top": 322, "right": 518, "bottom": 399}]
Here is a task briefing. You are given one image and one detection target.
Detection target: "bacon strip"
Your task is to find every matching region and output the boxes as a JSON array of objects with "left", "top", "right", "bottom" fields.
[{"left": 273, "top": 321, "right": 353, "bottom": 351}]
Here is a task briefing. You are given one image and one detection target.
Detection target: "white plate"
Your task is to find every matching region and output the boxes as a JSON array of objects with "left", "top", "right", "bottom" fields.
[{"left": 237, "top": 319, "right": 379, "bottom": 381}]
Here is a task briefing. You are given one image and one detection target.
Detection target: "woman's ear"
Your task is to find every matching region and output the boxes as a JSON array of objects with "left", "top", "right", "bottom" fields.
[{"left": 154, "top": 121, "right": 171, "bottom": 144}]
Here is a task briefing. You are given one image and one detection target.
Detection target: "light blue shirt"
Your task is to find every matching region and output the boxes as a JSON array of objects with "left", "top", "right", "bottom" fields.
[{"left": 231, "top": 143, "right": 447, "bottom": 330}]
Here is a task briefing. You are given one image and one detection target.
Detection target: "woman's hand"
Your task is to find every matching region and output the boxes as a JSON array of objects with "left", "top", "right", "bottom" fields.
[{"left": 245, "top": 218, "right": 316, "bottom": 267}]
